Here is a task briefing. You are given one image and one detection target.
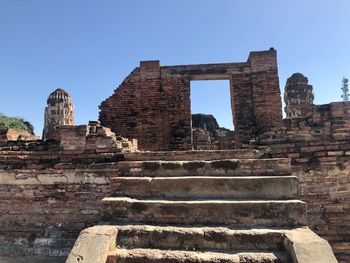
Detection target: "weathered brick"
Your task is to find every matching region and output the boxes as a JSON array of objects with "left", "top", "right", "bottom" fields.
[{"left": 99, "top": 49, "right": 282, "bottom": 150}]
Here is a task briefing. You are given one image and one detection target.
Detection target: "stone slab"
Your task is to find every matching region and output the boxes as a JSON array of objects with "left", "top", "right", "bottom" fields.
[
  {"left": 106, "top": 248, "right": 287, "bottom": 263},
  {"left": 111, "top": 176, "right": 298, "bottom": 200},
  {"left": 102, "top": 197, "right": 307, "bottom": 227},
  {"left": 116, "top": 158, "right": 291, "bottom": 177},
  {"left": 65, "top": 225, "right": 117, "bottom": 263},
  {"left": 283, "top": 228, "right": 338, "bottom": 263},
  {"left": 115, "top": 225, "right": 284, "bottom": 251},
  {"left": 0, "top": 257, "right": 66, "bottom": 263},
  {"left": 124, "top": 149, "right": 262, "bottom": 161}
]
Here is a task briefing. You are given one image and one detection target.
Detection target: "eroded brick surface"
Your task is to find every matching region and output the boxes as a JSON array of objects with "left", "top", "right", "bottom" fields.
[{"left": 99, "top": 49, "right": 282, "bottom": 150}]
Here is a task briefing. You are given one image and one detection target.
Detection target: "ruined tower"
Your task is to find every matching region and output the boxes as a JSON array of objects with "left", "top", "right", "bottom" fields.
[
  {"left": 43, "top": 88, "right": 74, "bottom": 140},
  {"left": 284, "top": 73, "right": 314, "bottom": 118}
]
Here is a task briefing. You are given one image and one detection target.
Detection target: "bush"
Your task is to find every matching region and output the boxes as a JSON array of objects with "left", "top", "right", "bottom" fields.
[{"left": 0, "top": 114, "right": 35, "bottom": 134}]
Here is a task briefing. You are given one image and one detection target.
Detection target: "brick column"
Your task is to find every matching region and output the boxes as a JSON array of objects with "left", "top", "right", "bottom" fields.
[{"left": 248, "top": 49, "right": 283, "bottom": 134}]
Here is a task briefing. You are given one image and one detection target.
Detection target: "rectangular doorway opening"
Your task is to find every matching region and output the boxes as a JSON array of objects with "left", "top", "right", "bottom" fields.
[{"left": 190, "top": 79, "right": 235, "bottom": 150}]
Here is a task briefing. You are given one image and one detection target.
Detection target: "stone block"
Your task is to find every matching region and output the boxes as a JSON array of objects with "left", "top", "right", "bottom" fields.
[{"left": 66, "top": 226, "right": 117, "bottom": 263}]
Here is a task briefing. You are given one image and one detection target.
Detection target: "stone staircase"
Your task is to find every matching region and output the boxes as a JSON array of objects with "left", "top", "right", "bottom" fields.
[
  {"left": 102, "top": 156, "right": 301, "bottom": 263},
  {"left": 66, "top": 150, "right": 338, "bottom": 263}
]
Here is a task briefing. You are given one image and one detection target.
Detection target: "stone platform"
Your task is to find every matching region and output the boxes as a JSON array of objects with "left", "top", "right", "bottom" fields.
[{"left": 67, "top": 150, "right": 338, "bottom": 263}]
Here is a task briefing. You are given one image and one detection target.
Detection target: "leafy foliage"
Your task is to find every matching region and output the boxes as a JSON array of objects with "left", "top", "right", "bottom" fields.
[{"left": 0, "top": 114, "right": 35, "bottom": 134}]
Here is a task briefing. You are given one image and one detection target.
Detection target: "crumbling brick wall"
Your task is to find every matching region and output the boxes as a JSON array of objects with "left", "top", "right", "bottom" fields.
[
  {"left": 0, "top": 152, "right": 120, "bottom": 258},
  {"left": 56, "top": 121, "right": 137, "bottom": 153},
  {"left": 254, "top": 99, "right": 350, "bottom": 263},
  {"left": 99, "top": 62, "right": 191, "bottom": 151},
  {"left": 296, "top": 162, "right": 350, "bottom": 263},
  {"left": 253, "top": 88, "right": 350, "bottom": 262},
  {"left": 1, "top": 145, "right": 349, "bottom": 262},
  {"left": 99, "top": 49, "right": 282, "bottom": 150},
  {"left": 254, "top": 137, "right": 350, "bottom": 263},
  {"left": 0, "top": 128, "right": 38, "bottom": 142}
]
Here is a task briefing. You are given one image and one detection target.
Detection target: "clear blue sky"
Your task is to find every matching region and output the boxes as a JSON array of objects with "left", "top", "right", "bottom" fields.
[{"left": 1, "top": 0, "right": 349, "bottom": 135}]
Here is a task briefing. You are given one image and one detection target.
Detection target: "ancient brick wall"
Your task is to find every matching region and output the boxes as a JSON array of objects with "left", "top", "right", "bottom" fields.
[
  {"left": 229, "top": 72, "right": 256, "bottom": 146},
  {"left": 0, "top": 151, "right": 123, "bottom": 258},
  {"left": 0, "top": 155, "right": 103, "bottom": 260},
  {"left": 99, "top": 63, "right": 191, "bottom": 151},
  {"left": 313, "top": 102, "right": 350, "bottom": 140},
  {"left": 0, "top": 146, "right": 349, "bottom": 261},
  {"left": 56, "top": 122, "right": 137, "bottom": 153},
  {"left": 258, "top": 143, "right": 350, "bottom": 263},
  {"left": 254, "top": 92, "right": 350, "bottom": 262},
  {"left": 296, "top": 162, "right": 350, "bottom": 263},
  {"left": 255, "top": 136, "right": 350, "bottom": 263},
  {"left": 258, "top": 101, "right": 350, "bottom": 143},
  {"left": 99, "top": 49, "right": 282, "bottom": 150},
  {"left": 248, "top": 50, "right": 283, "bottom": 134},
  {"left": 0, "top": 174, "right": 109, "bottom": 258},
  {"left": 0, "top": 128, "right": 38, "bottom": 142}
]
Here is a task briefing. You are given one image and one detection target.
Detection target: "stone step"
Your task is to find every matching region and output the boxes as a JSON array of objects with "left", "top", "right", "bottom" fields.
[
  {"left": 115, "top": 225, "right": 285, "bottom": 251},
  {"left": 101, "top": 198, "right": 307, "bottom": 227},
  {"left": 106, "top": 248, "right": 289, "bottom": 263},
  {"left": 116, "top": 158, "right": 291, "bottom": 177},
  {"left": 0, "top": 257, "right": 66, "bottom": 263},
  {"left": 124, "top": 149, "right": 263, "bottom": 161},
  {"left": 110, "top": 176, "right": 298, "bottom": 200}
]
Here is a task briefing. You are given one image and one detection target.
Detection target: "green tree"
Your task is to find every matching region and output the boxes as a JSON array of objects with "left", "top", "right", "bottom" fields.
[
  {"left": 341, "top": 77, "right": 349, "bottom": 101},
  {"left": 0, "top": 114, "right": 35, "bottom": 134}
]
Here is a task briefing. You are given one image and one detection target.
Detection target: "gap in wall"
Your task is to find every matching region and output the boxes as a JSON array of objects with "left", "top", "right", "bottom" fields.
[
  {"left": 190, "top": 79, "right": 235, "bottom": 150},
  {"left": 190, "top": 79, "right": 233, "bottom": 130}
]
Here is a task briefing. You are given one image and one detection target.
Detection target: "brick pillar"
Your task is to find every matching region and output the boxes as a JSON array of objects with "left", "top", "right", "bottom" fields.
[
  {"left": 248, "top": 48, "right": 283, "bottom": 134},
  {"left": 230, "top": 74, "right": 255, "bottom": 147}
]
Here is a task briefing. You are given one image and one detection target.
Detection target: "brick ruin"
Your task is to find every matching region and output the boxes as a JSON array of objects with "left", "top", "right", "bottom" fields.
[
  {"left": 0, "top": 49, "right": 350, "bottom": 262},
  {"left": 43, "top": 88, "right": 74, "bottom": 141},
  {"left": 192, "top": 114, "right": 235, "bottom": 150},
  {"left": 0, "top": 128, "right": 38, "bottom": 142},
  {"left": 284, "top": 73, "right": 314, "bottom": 118},
  {"left": 99, "top": 48, "right": 282, "bottom": 150},
  {"left": 252, "top": 73, "right": 350, "bottom": 263}
]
